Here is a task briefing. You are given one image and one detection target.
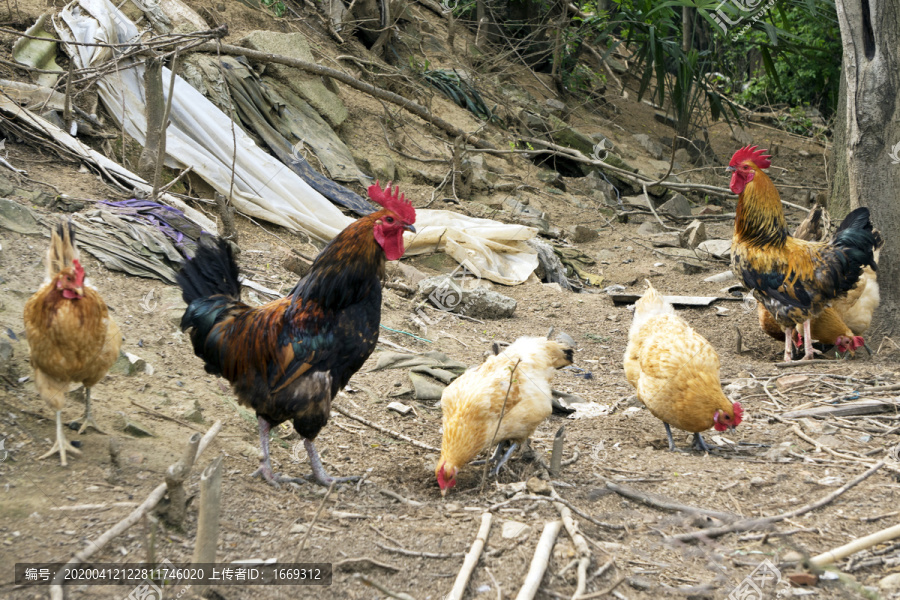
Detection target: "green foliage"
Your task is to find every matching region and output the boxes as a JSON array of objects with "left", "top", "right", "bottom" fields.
[{"left": 261, "top": 0, "right": 287, "bottom": 18}]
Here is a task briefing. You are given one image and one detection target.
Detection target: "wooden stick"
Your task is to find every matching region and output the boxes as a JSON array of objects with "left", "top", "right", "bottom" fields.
[
  {"left": 809, "top": 521, "right": 900, "bottom": 568},
  {"left": 298, "top": 481, "right": 336, "bottom": 558},
  {"left": 375, "top": 542, "right": 463, "bottom": 559},
  {"left": 669, "top": 461, "right": 885, "bottom": 543},
  {"left": 489, "top": 495, "right": 625, "bottom": 531},
  {"left": 605, "top": 480, "right": 736, "bottom": 522},
  {"left": 516, "top": 520, "right": 563, "bottom": 600},
  {"left": 191, "top": 455, "right": 224, "bottom": 595},
  {"left": 551, "top": 490, "right": 590, "bottom": 600},
  {"left": 131, "top": 400, "right": 205, "bottom": 432},
  {"left": 791, "top": 425, "right": 876, "bottom": 464},
  {"left": 446, "top": 512, "right": 493, "bottom": 600},
  {"left": 49, "top": 421, "right": 223, "bottom": 600},
  {"left": 550, "top": 426, "right": 565, "bottom": 478},
  {"left": 163, "top": 432, "right": 201, "bottom": 528},
  {"left": 332, "top": 405, "right": 439, "bottom": 452}
]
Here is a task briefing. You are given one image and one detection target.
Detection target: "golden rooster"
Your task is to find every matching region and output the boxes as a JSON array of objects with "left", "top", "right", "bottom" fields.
[
  {"left": 436, "top": 336, "right": 573, "bottom": 496},
  {"left": 624, "top": 282, "right": 742, "bottom": 452},
  {"left": 24, "top": 222, "right": 122, "bottom": 466},
  {"left": 728, "top": 145, "right": 878, "bottom": 362}
]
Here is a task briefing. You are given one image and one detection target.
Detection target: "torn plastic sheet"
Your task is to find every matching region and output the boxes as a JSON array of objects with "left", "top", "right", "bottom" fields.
[{"left": 53, "top": 0, "right": 538, "bottom": 285}]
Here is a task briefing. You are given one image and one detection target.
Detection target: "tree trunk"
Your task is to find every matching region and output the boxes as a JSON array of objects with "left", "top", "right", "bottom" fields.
[
  {"left": 829, "top": 68, "right": 850, "bottom": 218},
  {"left": 834, "top": 0, "right": 900, "bottom": 338},
  {"left": 682, "top": 6, "right": 692, "bottom": 53}
]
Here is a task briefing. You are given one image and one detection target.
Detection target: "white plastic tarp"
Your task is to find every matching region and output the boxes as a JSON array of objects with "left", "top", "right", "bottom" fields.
[{"left": 54, "top": 0, "right": 539, "bottom": 285}]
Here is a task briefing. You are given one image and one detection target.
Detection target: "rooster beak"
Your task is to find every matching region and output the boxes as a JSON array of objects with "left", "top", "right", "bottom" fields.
[
  {"left": 404, "top": 224, "right": 416, "bottom": 233},
  {"left": 725, "top": 166, "right": 736, "bottom": 173}
]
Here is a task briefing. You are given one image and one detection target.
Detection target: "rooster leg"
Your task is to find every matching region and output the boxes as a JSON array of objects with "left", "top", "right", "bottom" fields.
[
  {"left": 783, "top": 327, "right": 794, "bottom": 363},
  {"left": 801, "top": 320, "right": 817, "bottom": 361},
  {"left": 691, "top": 433, "right": 711, "bottom": 453},
  {"left": 489, "top": 442, "right": 518, "bottom": 476},
  {"left": 75, "top": 388, "right": 104, "bottom": 435},
  {"left": 664, "top": 423, "right": 678, "bottom": 452},
  {"left": 39, "top": 410, "right": 82, "bottom": 467},
  {"left": 303, "top": 439, "right": 360, "bottom": 487}
]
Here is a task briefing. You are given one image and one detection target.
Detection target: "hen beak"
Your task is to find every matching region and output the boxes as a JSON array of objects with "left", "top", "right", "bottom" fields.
[
  {"left": 74, "top": 287, "right": 85, "bottom": 297},
  {"left": 725, "top": 166, "right": 736, "bottom": 173},
  {"left": 404, "top": 224, "right": 416, "bottom": 233},
  {"left": 864, "top": 343, "right": 873, "bottom": 356},
  {"left": 440, "top": 488, "right": 447, "bottom": 498}
]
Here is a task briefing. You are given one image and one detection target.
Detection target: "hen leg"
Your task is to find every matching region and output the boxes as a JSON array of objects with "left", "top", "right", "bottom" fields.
[
  {"left": 250, "top": 416, "right": 305, "bottom": 488},
  {"left": 303, "top": 439, "right": 360, "bottom": 487},
  {"left": 39, "top": 410, "right": 82, "bottom": 467},
  {"left": 471, "top": 443, "right": 507, "bottom": 466},
  {"left": 664, "top": 423, "right": 678, "bottom": 451},
  {"left": 489, "top": 442, "right": 518, "bottom": 476},
  {"left": 783, "top": 327, "right": 794, "bottom": 363},
  {"left": 76, "top": 388, "right": 104, "bottom": 435},
  {"left": 691, "top": 432, "right": 711, "bottom": 453}
]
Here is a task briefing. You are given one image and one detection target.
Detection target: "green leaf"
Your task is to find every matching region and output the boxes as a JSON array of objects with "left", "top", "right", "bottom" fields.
[{"left": 760, "top": 46, "right": 782, "bottom": 90}]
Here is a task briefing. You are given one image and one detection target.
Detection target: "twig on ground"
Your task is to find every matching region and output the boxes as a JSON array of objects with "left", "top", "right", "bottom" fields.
[
  {"left": 775, "top": 359, "right": 835, "bottom": 369},
  {"left": 49, "top": 421, "right": 223, "bottom": 600},
  {"left": 605, "top": 480, "right": 736, "bottom": 522},
  {"left": 810, "top": 521, "right": 900, "bottom": 568},
  {"left": 131, "top": 400, "right": 206, "bottom": 432},
  {"left": 375, "top": 542, "right": 463, "bottom": 559},
  {"left": 332, "top": 404, "right": 439, "bottom": 452},
  {"left": 297, "top": 481, "right": 336, "bottom": 558},
  {"left": 355, "top": 574, "right": 416, "bottom": 600},
  {"left": 516, "top": 520, "right": 563, "bottom": 600},
  {"left": 379, "top": 488, "right": 425, "bottom": 508},
  {"left": 551, "top": 489, "right": 591, "bottom": 600},
  {"left": 791, "top": 425, "right": 876, "bottom": 464},
  {"left": 669, "top": 461, "right": 885, "bottom": 543},
  {"left": 577, "top": 575, "right": 627, "bottom": 600},
  {"left": 446, "top": 512, "right": 492, "bottom": 600},
  {"left": 489, "top": 494, "right": 625, "bottom": 531}
]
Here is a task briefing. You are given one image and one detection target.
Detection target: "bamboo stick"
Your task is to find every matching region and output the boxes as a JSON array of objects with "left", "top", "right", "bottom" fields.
[
  {"left": 446, "top": 513, "right": 493, "bottom": 600},
  {"left": 516, "top": 520, "right": 563, "bottom": 600}
]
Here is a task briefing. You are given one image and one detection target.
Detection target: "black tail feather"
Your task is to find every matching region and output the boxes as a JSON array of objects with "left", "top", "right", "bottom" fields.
[
  {"left": 176, "top": 235, "right": 241, "bottom": 305},
  {"left": 831, "top": 207, "right": 878, "bottom": 276}
]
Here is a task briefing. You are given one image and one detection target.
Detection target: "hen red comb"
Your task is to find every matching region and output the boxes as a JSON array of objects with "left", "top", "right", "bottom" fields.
[
  {"left": 368, "top": 181, "right": 416, "bottom": 224},
  {"left": 729, "top": 145, "right": 771, "bottom": 170},
  {"left": 732, "top": 401, "right": 744, "bottom": 424},
  {"left": 72, "top": 259, "right": 85, "bottom": 286}
]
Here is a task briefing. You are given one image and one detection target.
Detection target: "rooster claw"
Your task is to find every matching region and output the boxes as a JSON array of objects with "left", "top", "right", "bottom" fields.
[{"left": 251, "top": 467, "right": 306, "bottom": 489}]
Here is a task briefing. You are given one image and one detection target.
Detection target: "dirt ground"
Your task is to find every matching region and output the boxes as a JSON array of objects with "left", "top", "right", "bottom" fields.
[{"left": 0, "top": 1, "right": 899, "bottom": 600}]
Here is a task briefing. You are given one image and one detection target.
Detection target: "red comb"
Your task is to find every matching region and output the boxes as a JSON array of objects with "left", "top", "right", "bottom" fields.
[
  {"left": 367, "top": 181, "right": 416, "bottom": 224},
  {"left": 72, "top": 259, "right": 85, "bottom": 286},
  {"left": 732, "top": 401, "right": 744, "bottom": 423},
  {"left": 729, "top": 145, "right": 771, "bottom": 170}
]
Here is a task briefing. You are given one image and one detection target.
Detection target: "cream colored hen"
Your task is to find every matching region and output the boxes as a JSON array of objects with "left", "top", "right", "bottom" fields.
[{"left": 436, "top": 336, "right": 573, "bottom": 495}]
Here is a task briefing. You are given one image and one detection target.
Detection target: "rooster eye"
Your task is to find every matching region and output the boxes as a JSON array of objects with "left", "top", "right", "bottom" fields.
[{"left": 385, "top": 216, "right": 394, "bottom": 224}]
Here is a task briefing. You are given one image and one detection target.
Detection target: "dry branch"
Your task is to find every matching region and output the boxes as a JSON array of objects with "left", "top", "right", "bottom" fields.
[
  {"left": 446, "top": 512, "right": 493, "bottom": 600},
  {"left": 605, "top": 480, "right": 737, "bottom": 522},
  {"left": 669, "top": 461, "right": 885, "bottom": 543},
  {"left": 516, "top": 520, "right": 563, "bottom": 600},
  {"left": 551, "top": 489, "right": 591, "bottom": 600},
  {"left": 163, "top": 431, "right": 201, "bottom": 528},
  {"left": 49, "top": 421, "right": 223, "bottom": 600},
  {"left": 332, "top": 404, "right": 439, "bottom": 452},
  {"left": 191, "top": 455, "right": 224, "bottom": 595},
  {"left": 195, "top": 42, "right": 495, "bottom": 150},
  {"left": 137, "top": 55, "right": 164, "bottom": 182},
  {"left": 809, "top": 521, "right": 900, "bottom": 568}
]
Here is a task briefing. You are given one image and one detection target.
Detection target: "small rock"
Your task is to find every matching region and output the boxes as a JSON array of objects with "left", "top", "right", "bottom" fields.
[
  {"left": 658, "top": 193, "right": 692, "bottom": 217},
  {"left": 878, "top": 573, "right": 900, "bottom": 593},
  {"left": 649, "top": 233, "right": 681, "bottom": 248},
  {"left": 183, "top": 400, "right": 204, "bottom": 424},
  {"left": 776, "top": 374, "right": 809, "bottom": 392},
  {"left": 697, "top": 205, "right": 723, "bottom": 215},
  {"left": 544, "top": 98, "right": 566, "bottom": 114},
  {"left": 678, "top": 261, "right": 705, "bottom": 275},
  {"left": 788, "top": 573, "right": 818, "bottom": 587},
  {"left": 680, "top": 220, "right": 707, "bottom": 249},
  {"left": 0, "top": 338, "right": 15, "bottom": 380},
  {"left": 673, "top": 148, "right": 694, "bottom": 166},
  {"left": 526, "top": 476, "right": 552, "bottom": 496},
  {"left": 386, "top": 402, "right": 412, "bottom": 416},
  {"left": 632, "top": 134, "right": 665, "bottom": 160},
  {"left": 570, "top": 225, "right": 598, "bottom": 243},
  {"left": 501, "top": 521, "right": 530, "bottom": 539},
  {"left": 782, "top": 550, "right": 804, "bottom": 563},
  {"left": 550, "top": 301, "right": 561, "bottom": 309},
  {"left": 0, "top": 199, "right": 42, "bottom": 235},
  {"left": 462, "top": 288, "right": 517, "bottom": 320},
  {"left": 626, "top": 576, "right": 654, "bottom": 590},
  {"left": 749, "top": 476, "right": 766, "bottom": 486},
  {"left": 111, "top": 352, "right": 150, "bottom": 376},
  {"left": 282, "top": 255, "right": 311, "bottom": 277},
  {"left": 798, "top": 149, "right": 811, "bottom": 158},
  {"left": 113, "top": 412, "right": 155, "bottom": 438},
  {"left": 636, "top": 221, "right": 665, "bottom": 236},
  {"left": 697, "top": 239, "right": 732, "bottom": 259}
]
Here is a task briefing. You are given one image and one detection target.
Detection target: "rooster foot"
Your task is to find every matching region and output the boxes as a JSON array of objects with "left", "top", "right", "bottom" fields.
[
  {"left": 251, "top": 466, "right": 306, "bottom": 489},
  {"left": 303, "top": 439, "right": 360, "bottom": 487}
]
